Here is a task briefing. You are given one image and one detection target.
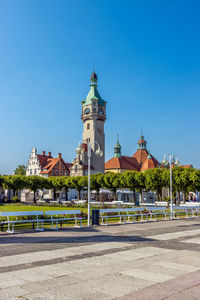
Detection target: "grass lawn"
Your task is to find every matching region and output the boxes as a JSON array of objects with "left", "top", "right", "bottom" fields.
[
  {"left": 0, "top": 203, "right": 89, "bottom": 231},
  {"left": 0, "top": 203, "right": 188, "bottom": 232},
  {"left": 0, "top": 204, "right": 88, "bottom": 213}
]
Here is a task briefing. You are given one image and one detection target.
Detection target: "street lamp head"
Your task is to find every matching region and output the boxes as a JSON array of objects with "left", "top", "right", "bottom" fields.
[
  {"left": 95, "top": 148, "right": 103, "bottom": 158},
  {"left": 174, "top": 159, "right": 180, "bottom": 167},
  {"left": 171, "top": 156, "right": 176, "bottom": 164},
  {"left": 162, "top": 158, "right": 169, "bottom": 167}
]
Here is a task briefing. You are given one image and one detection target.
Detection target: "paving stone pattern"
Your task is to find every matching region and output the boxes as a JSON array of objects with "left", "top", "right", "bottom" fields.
[{"left": 0, "top": 219, "right": 200, "bottom": 299}]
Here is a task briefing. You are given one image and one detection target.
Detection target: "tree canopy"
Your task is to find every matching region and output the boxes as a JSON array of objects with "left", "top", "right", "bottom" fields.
[
  {"left": 14, "top": 165, "right": 26, "bottom": 176},
  {"left": 0, "top": 167, "right": 200, "bottom": 203}
]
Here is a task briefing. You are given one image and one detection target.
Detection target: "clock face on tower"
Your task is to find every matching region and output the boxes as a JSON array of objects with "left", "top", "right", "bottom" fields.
[{"left": 84, "top": 108, "right": 90, "bottom": 115}]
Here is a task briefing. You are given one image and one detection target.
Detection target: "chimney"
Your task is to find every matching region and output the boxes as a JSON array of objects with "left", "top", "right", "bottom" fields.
[
  {"left": 42, "top": 151, "right": 46, "bottom": 156},
  {"left": 58, "top": 153, "right": 62, "bottom": 158},
  {"left": 48, "top": 152, "right": 51, "bottom": 157}
]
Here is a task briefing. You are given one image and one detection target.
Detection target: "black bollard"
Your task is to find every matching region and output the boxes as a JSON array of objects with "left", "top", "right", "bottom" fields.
[{"left": 92, "top": 209, "right": 100, "bottom": 226}]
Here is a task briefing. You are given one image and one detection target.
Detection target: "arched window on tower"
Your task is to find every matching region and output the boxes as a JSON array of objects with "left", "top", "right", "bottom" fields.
[
  {"left": 98, "top": 108, "right": 104, "bottom": 115},
  {"left": 87, "top": 123, "right": 90, "bottom": 130}
]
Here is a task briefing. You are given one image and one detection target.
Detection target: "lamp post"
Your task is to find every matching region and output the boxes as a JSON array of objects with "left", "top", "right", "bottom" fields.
[
  {"left": 76, "top": 140, "right": 103, "bottom": 226},
  {"left": 162, "top": 154, "right": 180, "bottom": 219}
]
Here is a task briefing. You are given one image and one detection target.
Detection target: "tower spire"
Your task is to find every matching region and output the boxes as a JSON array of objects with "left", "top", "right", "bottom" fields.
[
  {"left": 140, "top": 128, "right": 144, "bottom": 139},
  {"left": 114, "top": 135, "right": 121, "bottom": 158},
  {"left": 90, "top": 70, "right": 98, "bottom": 87}
]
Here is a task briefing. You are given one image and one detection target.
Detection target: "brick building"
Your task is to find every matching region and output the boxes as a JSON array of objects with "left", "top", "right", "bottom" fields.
[
  {"left": 26, "top": 148, "right": 70, "bottom": 177},
  {"left": 105, "top": 134, "right": 159, "bottom": 173}
]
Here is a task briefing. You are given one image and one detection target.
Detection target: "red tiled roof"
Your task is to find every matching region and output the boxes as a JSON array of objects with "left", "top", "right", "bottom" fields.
[
  {"left": 37, "top": 154, "right": 52, "bottom": 168},
  {"left": 40, "top": 157, "right": 70, "bottom": 175},
  {"left": 65, "top": 163, "right": 73, "bottom": 169},
  {"left": 180, "top": 164, "right": 193, "bottom": 168},
  {"left": 105, "top": 156, "right": 140, "bottom": 171},
  {"left": 132, "top": 149, "right": 159, "bottom": 167},
  {"left": 140, "top": 157, "right": 157, "bottom": 171},
  {"left": 40, "top": 158, "right": 59, "bottom": 174}
]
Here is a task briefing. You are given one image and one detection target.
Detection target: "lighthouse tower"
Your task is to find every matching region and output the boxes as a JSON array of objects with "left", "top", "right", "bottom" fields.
[{"left": 71, "top": 72, "right": 107, "bottom": 176}]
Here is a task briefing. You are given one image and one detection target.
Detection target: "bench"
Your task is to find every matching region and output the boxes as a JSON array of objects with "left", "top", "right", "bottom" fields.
[
  {"left": 44, "top": 210, "right": 82, "bottom": 230},
  {"left": 49, "top": 200, "right": 59, "bottom": 205},
  {"left": 146, "top": 207, "right": 169, "bottom": 221},
  {"left": 173, "top": 206, "right": 200, "bottom": 219},
  {"left": 99, "top": 208, "right": 145, "bottom": 225},
  {"left": 0, "top": 211, "right": 44, "bottom": 233},
  {"left": 124, "top": 208, "right": 145, "bottom": 223},
  {"left": 99, "top": 208, "right": 127, "bottom": 225},
  {"left": 37, "top": 200, "right": 46, "bottom": 204}
]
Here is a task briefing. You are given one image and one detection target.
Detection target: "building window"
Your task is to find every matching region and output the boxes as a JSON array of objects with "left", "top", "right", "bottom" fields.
[
  {"left": 98, "top": 128, "right": 102, "bottom": 135},
  {"left": 75, "top": 165, "right": 78, "bottom": 172},
  {"left": 87, "top": 123, "right": 90, "bottom": 130},
  {"left": 34, "top": 169, "right": 37, "bottom": 175},
  {"left": 30, "top": 169, "right": 32, "bottom": 175}
]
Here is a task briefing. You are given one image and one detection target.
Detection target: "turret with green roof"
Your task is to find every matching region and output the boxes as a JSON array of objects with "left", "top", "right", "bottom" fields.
[
  {"left": 114, "top": 135, "right": 121, "bottom": 158},
  {"left": 137, "top": 130, "right": 147, "bottom": 150}
]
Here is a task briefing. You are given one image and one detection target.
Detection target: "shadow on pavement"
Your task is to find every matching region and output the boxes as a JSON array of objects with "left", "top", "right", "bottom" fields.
[{"left": 0, "top": 232, "right": 155, "bottom": 245}]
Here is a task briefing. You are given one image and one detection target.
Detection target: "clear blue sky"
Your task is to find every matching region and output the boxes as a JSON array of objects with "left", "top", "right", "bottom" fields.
[{"left": 1, "top": 0, "right": 200, "bottom": 174}]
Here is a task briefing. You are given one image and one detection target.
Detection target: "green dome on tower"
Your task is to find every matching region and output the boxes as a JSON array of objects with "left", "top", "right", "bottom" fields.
[{"left": 82, "top": 71, "right": 106, "bottom": 107}]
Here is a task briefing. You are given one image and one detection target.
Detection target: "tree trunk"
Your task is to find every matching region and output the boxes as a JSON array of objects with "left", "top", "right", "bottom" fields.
[
  {"left": 113, "top": 190, "right": 117, "bottom": 201},
  {"left": 177, "top": 191, "right": 181, "bottom": 205},
  {"left": 159, "top": 187, "right": 163, "bottom": 201},
  {"left": 133, "top": 189, "right": 136, "bottom": 204},
  {"left": 97, "top": 189, "right": 100, "bottom": 201},
  {"left": 156, "top": 190, "right": 159, "bottom": 202},
  {"left": 159, "top": 191, "right": 162, "bottom": 202},
  {"left": 53, "top": 188, "right": 56, "bottom": 200},
  {"left": 33, "top": 191, "right": 36, "bottom": 204},
  {"left": 183, "top": 192, "right": 186, "bottom": 204},
  {"left": 65, "top": 187, "right": 68, "bottom": 201},
  {"left": 139, "top": 189, "right": 143, "bottom": 205}
]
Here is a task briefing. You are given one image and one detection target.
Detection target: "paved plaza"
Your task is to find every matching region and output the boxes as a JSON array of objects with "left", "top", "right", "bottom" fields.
[{"left": 0, "top": 219, "right": 200, "bottom": 299}]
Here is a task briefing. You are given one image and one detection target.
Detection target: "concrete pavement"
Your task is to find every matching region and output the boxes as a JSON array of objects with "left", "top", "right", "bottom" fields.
[{"left": 0, "top": 219, "right": 200, "bottom": 299}]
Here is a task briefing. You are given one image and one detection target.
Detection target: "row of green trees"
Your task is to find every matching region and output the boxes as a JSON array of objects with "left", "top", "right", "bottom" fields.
[{"left": 0, "top": 167, "right": 200, "bottom": 204}]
